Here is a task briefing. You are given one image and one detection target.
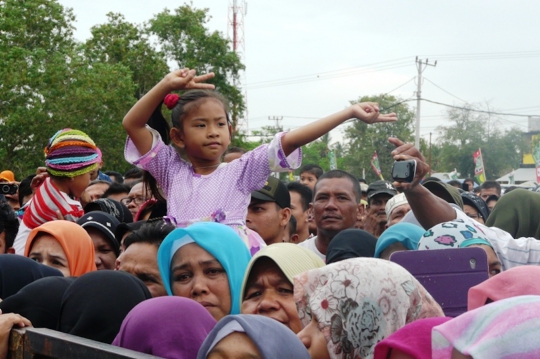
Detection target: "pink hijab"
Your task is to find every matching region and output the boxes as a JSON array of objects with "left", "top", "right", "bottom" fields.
[{"left": 468, "top": 265, "right": 540, "bottom": 311}]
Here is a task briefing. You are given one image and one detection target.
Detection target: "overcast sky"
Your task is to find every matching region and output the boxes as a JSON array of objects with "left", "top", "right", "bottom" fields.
[{"left": 58, "top": 0, "right": 540, "bottom": 144}]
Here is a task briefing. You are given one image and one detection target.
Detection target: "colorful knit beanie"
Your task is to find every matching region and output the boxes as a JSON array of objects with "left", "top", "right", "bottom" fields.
[{"left": 44, "top": 129, "right": 100, "bottom": 178}]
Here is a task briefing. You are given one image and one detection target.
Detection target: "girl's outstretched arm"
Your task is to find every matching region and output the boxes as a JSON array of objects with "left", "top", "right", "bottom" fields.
[
  {"left": 122, "top": 69, "right": 215, "bottom": 156},
  {"left": 280, "top": 103, "right": 397, "bottom": 157}
]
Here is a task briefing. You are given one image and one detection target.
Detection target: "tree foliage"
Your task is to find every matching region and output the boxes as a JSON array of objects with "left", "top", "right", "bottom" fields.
[
  {"left": 434, "top": 106, "right": 525, "bottom": 179},
  {"left": 148, "top": 5, "right": 245, "bottom": 130},
  {"left": 342, "top": 95, "right": 415, "bottom": 182}
]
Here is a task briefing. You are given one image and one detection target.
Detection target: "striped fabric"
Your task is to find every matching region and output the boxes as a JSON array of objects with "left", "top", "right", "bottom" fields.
[
  {"left": 22, "top": 177, "right": 84, "bottom": 229},
  {"left": 432, "top": 295, "right": 540, "bottom": 358}
]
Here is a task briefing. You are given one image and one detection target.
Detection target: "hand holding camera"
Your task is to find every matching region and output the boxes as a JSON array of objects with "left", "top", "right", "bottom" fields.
[{"left": 388, "top": 137, "right": 430, "bottom": 192}]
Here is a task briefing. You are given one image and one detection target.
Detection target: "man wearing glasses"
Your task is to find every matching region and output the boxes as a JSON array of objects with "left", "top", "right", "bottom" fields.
[{"left": 121, "top": 181, "right": 150, "bottom": 218}]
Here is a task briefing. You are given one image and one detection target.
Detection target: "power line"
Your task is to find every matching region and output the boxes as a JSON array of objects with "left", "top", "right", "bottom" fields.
[
  {"left": 423, "top": 78, "right": 469, "bottom": 103},
  {"left": 420, "top": 98, "right": 540, "bottom": 118},
  {"left": 382, "top": 77, "right": 416, "bottom": 95},
  {"left": 245, "top": 57, "right": 411, "bottom": 87}
]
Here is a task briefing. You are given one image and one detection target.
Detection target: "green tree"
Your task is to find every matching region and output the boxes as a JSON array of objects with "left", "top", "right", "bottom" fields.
[
  {"left": 148, "top": 4, "right": 245, "bottom": 130},
  {"left": 0, "top": 0, "right": 136, "bottom": 175},
  {"left": 342, "top": 95, "right": 415, "bottom": 182},
  {"left": 82, "top": 13, "right": 169, "bottom": 99},
  {"left": 434, "top": 106, "right": 524, "bottom": 179}
]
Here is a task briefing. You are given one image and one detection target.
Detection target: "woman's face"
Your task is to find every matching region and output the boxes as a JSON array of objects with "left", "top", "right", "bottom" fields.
[
  {"left": 170, "top": 243, "right": 231, "bottom": 320},
  {"left": 471, "top": 244, "right": 502, "bottom": 278},
  {"left": 28, "top": 234, "right": 70, "bottom": 276},
  {"left": 463, "top": 204, "right": 484, "bottom": 224},
  {"left": 207, "top": 332, "right": 261, "bottom": 359},
  {"left": 296, "top": 315, "right": 330, "bottom": 359},
  {"left": 86, "top": 227, "right": 117, "bottom": 270},
  {"left": 241, "top": 258, "right": 301, "bottom": 333}
]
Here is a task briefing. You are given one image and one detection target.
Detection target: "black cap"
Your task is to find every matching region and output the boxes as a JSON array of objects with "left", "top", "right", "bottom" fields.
[
  {"left": 423, "top": 180, "right": 464, "bottom": 209},
  {"left": 84, "top": 198, "right": 133, "bottom": 223},
  {"left": 77, "top": 212, "right": 120, "bottom": 256},
  {"left": 251, "top": 176, "right": 291, "bottom": 209},
  {"left": 367, "top": 180, "right": 397, "bottom": 199}
]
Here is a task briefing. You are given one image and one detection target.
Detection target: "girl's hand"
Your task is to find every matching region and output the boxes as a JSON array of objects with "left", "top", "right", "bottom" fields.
[
  {"left": 350, "top": 102, "right": 398, "bottom": 124},
  {"left": 164, "top": 69, "right": 216, "bottom": 91},
  {"left": 30, "top": 172, "right": 48, "bottom": 195}
]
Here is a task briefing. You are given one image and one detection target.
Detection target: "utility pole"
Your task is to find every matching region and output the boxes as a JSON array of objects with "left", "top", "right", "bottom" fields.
[
  {"left": 429, "top": 132, "right": 432, "bottom": 176},
  {"left": 415, "top": 57, "right": 437, "bottom": 149},
  {"left": 228, "top": 0, "right": 248, "bottom": 133},
  {"left": 268, "top": 116, "right": 283, "bottom": 132}
]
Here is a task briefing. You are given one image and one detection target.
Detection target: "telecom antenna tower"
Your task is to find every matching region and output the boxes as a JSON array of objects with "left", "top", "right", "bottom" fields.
[{"left": 228, "top": 0, "right": 248, "bottom": 134}]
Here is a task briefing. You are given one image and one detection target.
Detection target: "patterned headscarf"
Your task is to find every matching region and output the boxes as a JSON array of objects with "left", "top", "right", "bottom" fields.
[
  {"left": 432, "top": 295, "right": 540, "bottom": 358},
  {"left": 44, "top": 129, "right": 99, "bottom": 178},
  {"left": 294, "top": 258, "right": 444, "bottom": 359},
  {"left": 418, "top": 219, "right": 492, "bottom": 250}
]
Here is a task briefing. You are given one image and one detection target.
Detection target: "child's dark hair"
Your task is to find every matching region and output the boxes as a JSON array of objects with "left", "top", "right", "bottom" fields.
[
  {"left": 300, "top": 164, "right": 324, "bottom": 179},
  {"left": 168, "top": 90, "right": 232, "bottom": 130},
  {"left": 0, "top": 201, "right": 19, "bottom": 251}
]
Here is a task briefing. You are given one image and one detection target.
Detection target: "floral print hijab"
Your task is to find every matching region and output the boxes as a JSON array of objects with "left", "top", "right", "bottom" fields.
[{"left": 294, "top": 258, "right": 444, "bottom": 359}]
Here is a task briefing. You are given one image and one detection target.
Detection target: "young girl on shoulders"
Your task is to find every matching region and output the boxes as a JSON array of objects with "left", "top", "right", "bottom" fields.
[{"left": 123, "top": 69, "right": 396, "bottom": 254}]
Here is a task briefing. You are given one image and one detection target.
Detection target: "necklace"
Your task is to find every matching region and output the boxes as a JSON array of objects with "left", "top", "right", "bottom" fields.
[{"left": 192, "top": 163, "right": 222, "bottom": 169}]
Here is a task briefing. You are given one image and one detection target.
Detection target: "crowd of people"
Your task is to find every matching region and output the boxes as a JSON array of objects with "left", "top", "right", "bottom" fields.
[{"left": 0, "top": 68, "right": 538, "bottom": 359}]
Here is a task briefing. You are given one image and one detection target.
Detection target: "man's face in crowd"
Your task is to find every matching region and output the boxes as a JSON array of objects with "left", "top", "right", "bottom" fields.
[
  {"left": 387, "top": 203, "right": 411, "bottom": 227},
  {"left": 312, "top": 177, "right": 359, "bottom": 235},
  {"left": 119, "top": 242, "right": 167, "bottom": 297},
  {"left": 368, "top": 194, "right": 393, "bottom": 224},
  {"left": 83, "top": 183, "right": 110, "bottom": 203},
  {"left": 247, "top": 199, "right": 289, "bottom": 245},
  {"left": 289, "top": 191, "right": 308, "bottom": 236},
  {"left": 480, "top": 187, "right": 499, "bottom": 201}
]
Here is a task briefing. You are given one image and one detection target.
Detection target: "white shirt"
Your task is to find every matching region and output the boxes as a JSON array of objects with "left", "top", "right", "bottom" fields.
[{"left": 298, "top": 236, "right": 326, "bottom": 262}]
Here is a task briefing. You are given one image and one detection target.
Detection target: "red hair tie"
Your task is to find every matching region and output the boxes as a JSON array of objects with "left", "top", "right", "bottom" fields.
[{"left": 164, "top": 94, "right": 180, "bottom": 110}]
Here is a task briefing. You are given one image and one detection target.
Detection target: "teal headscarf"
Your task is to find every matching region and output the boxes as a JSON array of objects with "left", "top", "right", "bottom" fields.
[
  {"left": 375, "top": 223, "right": 425, "bottom": 258},
  {"left": 157, "top": 222, "right": 251, "bottom": 315}
]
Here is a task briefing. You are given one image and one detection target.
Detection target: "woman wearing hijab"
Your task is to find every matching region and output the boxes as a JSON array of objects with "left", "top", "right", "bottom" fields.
[
  {"left": 157, "top": 222, "right": 251, "bottom": 321},
  {"left": 468, "top": 266, "right": 540, "bottom": 311},
  {"left": 486, "top": 188, "right": 540, "bottom": 239},
  {"left": 295, "top": 258, "right": 444, "bottom": 359},
  {"left": 24, "top": 220, "right": 96, "bottom": 276},
  {"left": 326, "top": 229, "right": 377, "bottom": 264},
  {"left": 373, "top": 317, "right": 452, "bottom": 359},
  {"left": 58, "top": 270, "right": 151, "bottom": 344},
  {"left": 0, "top": 276, "right": 75, "bottom": 329},
  {"left": 374, "top": 223, "right": 425, "bottom": 260},
  {"left": 432, "top": 295, "right": 540, "bottom": 358},
  {"left": 418, "top": 219, "right": 502, "bottom": 277},
  {"left": 0, "top": 255, "right": 62, "bottom": 300},
  {"left": 197, "top": 314, "right": 311, "bottom": 359},
  {"left": 113, "top": 297, "right": 216, "bottom": 358},
  {"left": 240, "top": 243, "right": 324, "bottom": 333}
]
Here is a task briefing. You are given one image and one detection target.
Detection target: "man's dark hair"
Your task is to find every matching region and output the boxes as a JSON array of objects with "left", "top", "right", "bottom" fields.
[
  {"left": 288, "top": 214, "right": 297, "bottom": 237},
  {"left": 88, "top": 179, "right": 111, "bottom": 188},
  {"left": 123, "top": 220, "right": 175, "bottom": 250},
  {"left": 287, "top": 182, "right": 312, "bottom": 211},
  {"left": 103, "top": 182, "right": 131, "bottom": 198},
  {"left": 0, "top": 201, "right": 19, "bottom": 251},
  {"left": 300, "top": 164, "right": 323, "bottom": 179},
  {"left": 481, "top": 180, "right": 502, "bottom": 196},
  {"left": 314, "top": 170, "right": 362, "bottom": 203},
  {"left": 447, "top": 180, "right": 462, "bottom": 188},
  {"left": 124, "top": 167, "right": 143, "bottom": 180},
  {"left": 18, "top": 174, "right": 36, "bottom": 207},
  {"left": 104, "top": 171, "right": 124, "bottom": 184}
]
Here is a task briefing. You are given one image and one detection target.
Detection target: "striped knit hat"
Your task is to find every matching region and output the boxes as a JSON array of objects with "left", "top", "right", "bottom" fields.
[{"left": 44, "top": 129, "right": 100, "bottom": 178}]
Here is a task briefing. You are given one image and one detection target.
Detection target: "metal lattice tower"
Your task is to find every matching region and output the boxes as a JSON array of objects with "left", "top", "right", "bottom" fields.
[{"left": 228, "top": 0, "right": 248, "bottom": 134}]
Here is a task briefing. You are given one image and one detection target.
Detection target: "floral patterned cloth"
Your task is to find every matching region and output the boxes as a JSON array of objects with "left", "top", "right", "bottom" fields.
[{"left": 294, "top": 258, "right": 444, "bottom": 359}]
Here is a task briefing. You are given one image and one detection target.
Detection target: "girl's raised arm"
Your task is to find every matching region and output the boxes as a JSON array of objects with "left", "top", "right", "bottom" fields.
[
  {"left": 122, "top": 69, "right": 215, "bottom": 156},
  {"left": 280, "top": 103, "right": 397, "bottom": 157}
]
